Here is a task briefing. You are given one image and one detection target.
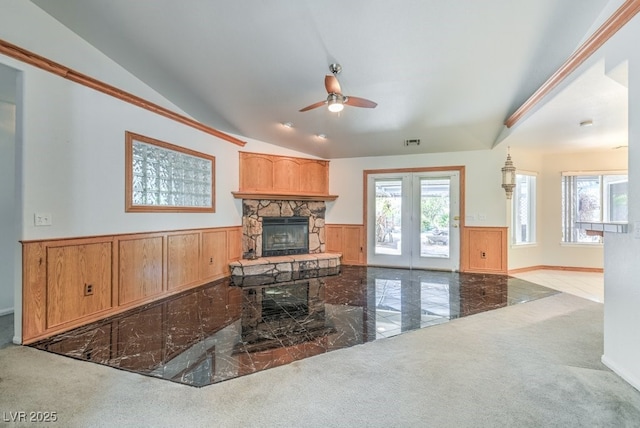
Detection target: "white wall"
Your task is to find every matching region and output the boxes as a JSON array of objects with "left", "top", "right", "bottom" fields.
[
  {"left": 0, "top": 1, "right": 182, "bottom": 115},
  {"left": 541, "top": 150, "right": 627, "bottom": 268},
  {"left": 0, "top": 3, "right": 316, "bottom": 242},
  {"left": 328, "top": 149, "right": 509, "bottom": 226},
  {"left": 507, "top": 149, "right": 544, "bottom": 269},
  {"left": 509, "top": 149, "right": 628, "bottom": 270},
  {"left": 329, "top": 146, "right": 629, "bottom": 272}
]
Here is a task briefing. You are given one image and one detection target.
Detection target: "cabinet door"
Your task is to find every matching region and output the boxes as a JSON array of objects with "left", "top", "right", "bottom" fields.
[
  {"left": 239, "top": 152, "right": 330, "bottom": 195},
  {"left": 273, "top": 157, "right": 300, "bottom": 191},
  {"left": 240, "top": 153, "right": 273, "bottom": 192},
  {"left": 47, "top": 242, "right": 112, "bottom": 328},
  {"left": 464, "top": 227, "right": 507, "bottom": 273},
  {"left": 299, "top": 160, "right": 328, "bottom": 194}
]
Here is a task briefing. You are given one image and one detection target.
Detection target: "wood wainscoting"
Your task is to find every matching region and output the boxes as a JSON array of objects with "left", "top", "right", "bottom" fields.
[
  {"left": 22, "top": 226, "right": 241, "bottom": 344},
  {"left": 325, "top": 224, "right": 365, "bottom": 265},
  {"left": 326, "top": 224, "right": 507, "bottom": 272},
  {"left": 461, "top": 226, "right": 508, "bottom": 274}
]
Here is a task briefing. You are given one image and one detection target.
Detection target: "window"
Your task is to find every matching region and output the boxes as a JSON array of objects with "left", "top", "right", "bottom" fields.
[
  {"left": 512, "top": 173, "right": 536, "bottom": 244},
  {"left": 561, "top": 172, "right": 628, "bottom": 243},
  {"left": 125, "top": 131, "right": 215, "bottom": 213}
]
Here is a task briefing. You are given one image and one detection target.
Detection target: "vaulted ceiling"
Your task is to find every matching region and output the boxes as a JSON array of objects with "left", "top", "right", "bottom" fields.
[{"left": 32, "top": 0, "right": 626, "bottom": 158}]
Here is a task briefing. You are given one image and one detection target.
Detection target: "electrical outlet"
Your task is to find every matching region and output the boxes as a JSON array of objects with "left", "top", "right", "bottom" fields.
[
  {"left": 209, "top": 257, "right": 214, "bottom": 265},
  {"left": 84, "top": 283, "right": 94, "bottom": 296},
  {"left": 34, "top": 212, "right": 52, "bottom": 226},
  {"left": 481, "top": 251, "right": 487, "bottom": 259}
]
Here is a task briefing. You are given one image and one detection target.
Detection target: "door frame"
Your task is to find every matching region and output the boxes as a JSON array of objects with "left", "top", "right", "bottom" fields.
[{"left": 363, "top": 166, "right": 466, "bottom": 271}]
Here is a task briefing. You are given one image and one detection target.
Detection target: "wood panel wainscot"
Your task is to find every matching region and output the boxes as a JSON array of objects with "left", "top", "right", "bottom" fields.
[
  {"left": 326, "top": 224, "right": 365, "bottom": 265},
  {"left": 22, "top": 226, "right": 241, "bottom": 344},
  {"left": 461, "top": 226, "right": 508, "bottom": 274}
]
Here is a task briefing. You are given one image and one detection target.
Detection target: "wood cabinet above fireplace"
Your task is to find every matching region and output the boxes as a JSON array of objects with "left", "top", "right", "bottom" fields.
[{"left": 232, "top": 151, "right": 338, "bottom": 201}]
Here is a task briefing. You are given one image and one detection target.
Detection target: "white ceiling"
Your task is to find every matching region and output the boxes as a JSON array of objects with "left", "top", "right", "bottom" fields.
[{"left": 31, "top": 0, "right": 625, "bottom": 158}]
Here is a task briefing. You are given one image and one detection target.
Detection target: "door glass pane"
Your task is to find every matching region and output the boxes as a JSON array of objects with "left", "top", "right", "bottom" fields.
[
  {"left": 375, "top": 179, "right": 402, "bottom": 255},
  {"left": 420, "top": 178, "right": 450, "bottom": 258}
]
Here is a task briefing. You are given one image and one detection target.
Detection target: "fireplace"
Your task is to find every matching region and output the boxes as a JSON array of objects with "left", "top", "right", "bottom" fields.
[
  {"left": 241, "top": 200, "right": 326, "bottom": 258},
  {"left": 262, "top": 216, "right": 309, "bottom": 257}
]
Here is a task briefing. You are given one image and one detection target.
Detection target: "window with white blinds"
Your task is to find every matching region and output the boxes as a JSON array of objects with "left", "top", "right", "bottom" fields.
[{"left": 561, "top": 172, "right": 628, "bottom": 243}]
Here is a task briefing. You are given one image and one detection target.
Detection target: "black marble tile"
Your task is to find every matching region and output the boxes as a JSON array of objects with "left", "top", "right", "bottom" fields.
[{"left": 30, "top": 266, "right": 558, "bottom": 387}]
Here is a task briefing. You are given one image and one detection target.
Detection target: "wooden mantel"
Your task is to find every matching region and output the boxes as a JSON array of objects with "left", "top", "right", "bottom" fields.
[
  {"left": 235, "top": 151, "right": 338, "bottom": 201},
  {"left": 232, "top": 191, "right": 338, "bottom": 201}
]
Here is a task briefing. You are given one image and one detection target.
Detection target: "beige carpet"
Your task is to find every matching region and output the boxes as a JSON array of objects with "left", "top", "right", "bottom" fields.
[{"left": 1, "top": 293, "right": 639, "bottom": 427}]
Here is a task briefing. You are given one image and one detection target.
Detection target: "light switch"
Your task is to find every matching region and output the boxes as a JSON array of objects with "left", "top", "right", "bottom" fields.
[{"left": 34, "top": 213, "right": 52, "bottom": 226}]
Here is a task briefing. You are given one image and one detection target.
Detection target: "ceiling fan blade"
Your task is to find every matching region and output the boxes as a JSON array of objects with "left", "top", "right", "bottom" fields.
[
  {"left": 345, "top": 96, "right": 377, "bottom": 108},
  {"left": 325, "top": 75, "right": 342, "bottom": 94},
  {"left": 299, "top": 100, "right": 327, "bottom": 112}
]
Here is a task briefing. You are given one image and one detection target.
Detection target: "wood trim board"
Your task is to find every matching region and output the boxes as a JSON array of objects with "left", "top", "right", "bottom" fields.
[
  {"left": 505, "top": 0, "right": 640, "bottom": 128},
  {"left": 0, "top": 38, "right": 246, "bottom": 147}
]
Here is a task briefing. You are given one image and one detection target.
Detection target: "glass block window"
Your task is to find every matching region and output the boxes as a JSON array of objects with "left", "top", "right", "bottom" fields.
[{"left": 125, "top": 131, "right": 215, "bottom": 212}]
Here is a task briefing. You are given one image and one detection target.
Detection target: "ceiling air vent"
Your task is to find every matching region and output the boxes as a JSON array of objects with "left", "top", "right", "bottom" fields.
[{"left": 404, "top": 139, "right": 421, "bottom": 146}]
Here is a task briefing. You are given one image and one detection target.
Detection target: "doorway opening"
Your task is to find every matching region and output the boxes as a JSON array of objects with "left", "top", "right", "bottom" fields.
[{"left": 0, "top": 62, "right": 21, "bottom": 346}]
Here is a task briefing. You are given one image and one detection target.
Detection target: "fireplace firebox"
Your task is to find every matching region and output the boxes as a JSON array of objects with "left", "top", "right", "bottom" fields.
[{"left": 262, "top": 216, "right": 309, "bottom": 257}]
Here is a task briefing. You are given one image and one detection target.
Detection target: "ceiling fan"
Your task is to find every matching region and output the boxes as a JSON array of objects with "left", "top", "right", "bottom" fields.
[{"left": 299, "top": 63, "right": 377, "bottom": 113}]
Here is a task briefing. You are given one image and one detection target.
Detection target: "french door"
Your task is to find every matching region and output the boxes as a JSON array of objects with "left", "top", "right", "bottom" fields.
[{"left": 367, "top": 170, "right": 460, "bottom": 270}]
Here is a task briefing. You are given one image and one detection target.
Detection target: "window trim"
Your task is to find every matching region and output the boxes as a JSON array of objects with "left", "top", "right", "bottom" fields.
[
  {"left": 511, "top": 171, "right": 537, "bottom": 246},
  {"left": 125, "top": 131, "right": 215, "bottom": 213}
]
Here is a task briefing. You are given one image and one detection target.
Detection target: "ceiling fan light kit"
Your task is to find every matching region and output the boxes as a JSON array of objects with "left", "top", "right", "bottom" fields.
[
  {"left": 327, "top": 94, "right": 345, "bottom": 112},
  {"left": 299, "top": 63, "right": 377, "bottom": 113}
]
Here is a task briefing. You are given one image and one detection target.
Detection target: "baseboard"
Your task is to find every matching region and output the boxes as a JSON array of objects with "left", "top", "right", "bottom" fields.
[
  {"left": 601, "top": 354, "right": 640, "bottom": 393},
  {"left": 508, "top": 265, "right": 604, "bottom": 274},
  {"left": 0, "top": 307, "right": 14, "bottom": 317}
]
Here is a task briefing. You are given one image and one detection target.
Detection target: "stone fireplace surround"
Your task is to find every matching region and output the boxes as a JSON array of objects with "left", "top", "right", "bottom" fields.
[
  {"left": 241, "top": 199, "right": 326, "bottom": 258},
  {"left": 231, "top": 199, "right": 341, "bottom": 280}
]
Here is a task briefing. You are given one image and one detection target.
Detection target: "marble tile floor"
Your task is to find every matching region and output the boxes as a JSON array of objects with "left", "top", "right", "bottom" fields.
[
  {"left": 512, "top": 269, "right": 604, "bottom": 303},
  {"left": 30, "top": 266, "right": 559, "bottom": 388}
]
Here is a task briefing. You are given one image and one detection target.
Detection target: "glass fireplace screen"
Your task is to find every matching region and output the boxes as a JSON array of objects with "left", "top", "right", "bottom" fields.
[{"left": 262, "top": 216, "right": 309, "bottom": 257}]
